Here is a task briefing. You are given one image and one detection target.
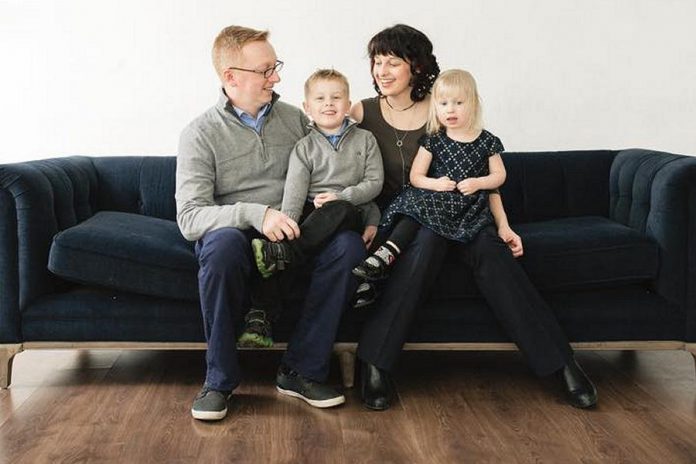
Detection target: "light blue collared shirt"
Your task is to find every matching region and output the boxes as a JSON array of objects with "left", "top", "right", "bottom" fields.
[
  {"left": 233, "top": 103, "right": 272, "bottom": 133},
  {"left": 320, "top": 118, "right": 350, "bottom": 148}
]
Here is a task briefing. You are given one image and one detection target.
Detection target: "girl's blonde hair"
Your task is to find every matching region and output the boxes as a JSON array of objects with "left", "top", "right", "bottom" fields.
[{"left": 426, "top": 69, "right": 483, "bottom": 134}]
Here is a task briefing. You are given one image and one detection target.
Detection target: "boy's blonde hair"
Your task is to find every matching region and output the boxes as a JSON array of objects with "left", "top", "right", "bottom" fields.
[
  {"left": 426, "top": 69, "right": 483, "bottom": 134},
  {"left": 304, "top": 69, "right": 350, "bottom": 99},
  {"left": 212, "top": 25, "right": 269, "bottom": 79}
]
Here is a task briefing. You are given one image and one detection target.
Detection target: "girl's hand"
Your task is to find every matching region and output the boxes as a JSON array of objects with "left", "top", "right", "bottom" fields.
[
  {"left": 433, "top": 176, "right": 457, "bottom": 192},
  {"left": 498, "top": 225, "right": 524, "bottom": 257},
  {"left": 362, "top": 225, "right": 378, "bottom": 249},
  {"left": 313, "top": 192, "right": 338, "bottom": 208},
  {"left": 457, "top": 178, "right": 480, "bottom": 195}
]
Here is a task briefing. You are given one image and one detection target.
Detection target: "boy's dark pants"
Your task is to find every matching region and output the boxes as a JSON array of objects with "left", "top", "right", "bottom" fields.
[{"left": 251, "top": 200, "right": 364, "bottom": 321}]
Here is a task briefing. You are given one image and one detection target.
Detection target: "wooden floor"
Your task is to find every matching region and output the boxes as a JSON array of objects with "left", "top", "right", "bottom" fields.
[{"left": 1, "top": 349, "right": 696, "bottom": 464}]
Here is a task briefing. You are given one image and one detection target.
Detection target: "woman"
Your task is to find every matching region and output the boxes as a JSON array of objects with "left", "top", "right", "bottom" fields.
[{"left": 351, "top": 24, "right": 597, "bottom": 410}]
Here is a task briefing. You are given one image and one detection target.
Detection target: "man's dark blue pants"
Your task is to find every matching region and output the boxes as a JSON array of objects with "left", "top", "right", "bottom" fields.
[{"left": 195, "top": 227, "right": 365, "bottom": 392}]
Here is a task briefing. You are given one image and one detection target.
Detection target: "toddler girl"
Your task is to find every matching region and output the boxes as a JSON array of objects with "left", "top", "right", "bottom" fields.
[{"left": 353, "top": 69, "right": 506, "bottom": 280}]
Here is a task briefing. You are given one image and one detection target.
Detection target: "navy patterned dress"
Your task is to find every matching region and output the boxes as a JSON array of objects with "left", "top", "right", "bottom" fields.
[{"left": 380, "top": 129, "right": 504, "bottom": 243}]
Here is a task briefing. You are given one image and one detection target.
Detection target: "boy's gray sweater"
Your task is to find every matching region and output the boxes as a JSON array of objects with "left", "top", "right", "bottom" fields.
[
  {"left": 176, "top": 91, "right": 309, "bottom": 241},
  {"left": 282, "top": 121, "right": 384, "bottom": 226}
]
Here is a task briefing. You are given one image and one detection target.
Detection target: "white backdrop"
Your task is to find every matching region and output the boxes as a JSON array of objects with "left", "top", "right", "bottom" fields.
[{"left": 2, "top": 0, "right": 695, "bottom": 163}]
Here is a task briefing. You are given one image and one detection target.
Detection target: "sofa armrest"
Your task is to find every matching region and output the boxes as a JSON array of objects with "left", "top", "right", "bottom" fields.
[
  {"left": 0, "top": 157, "right": 97, "bottom": 342},
  {"left": 610, "top": 149, "right": 696, "bottom": 339}
]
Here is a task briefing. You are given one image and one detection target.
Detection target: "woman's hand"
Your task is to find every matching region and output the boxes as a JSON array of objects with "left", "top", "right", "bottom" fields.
[
  {"left": 457, "top": 178, "right": 480, "bottom": 195},
  {"left": 313, "top": 192, "right": 338, "bottom": 208},
  {"left": 498, "top": 225, "right": 524, "bottom": 257},
  {"left": 362, "top": 225, "right": 378, "bottom": 249}
]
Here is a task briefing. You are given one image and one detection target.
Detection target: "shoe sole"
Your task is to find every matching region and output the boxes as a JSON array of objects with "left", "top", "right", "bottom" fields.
[
  {"left": 351, "top": 267, "right": 384, "bottom": 282},
  {"left": 568, "top": 393, "right": 598, "bottom": 409},
  {"left": 237, "top": 332, "right": 274, "bottom": 348},
  {"left": 276, "top": 386, "right": 345, "bottom": 408},
  {"left": 362, "top": 399, "right": 391, "bottom": 411},
  {"left": 252, "top": 239, "right": 274, "bottom": 279},
  {"left": 353, "top": 298, "right": 375, "bottom": 309},
  {"left": 191, "top": 407, "right": 227, "bottom": 421}
]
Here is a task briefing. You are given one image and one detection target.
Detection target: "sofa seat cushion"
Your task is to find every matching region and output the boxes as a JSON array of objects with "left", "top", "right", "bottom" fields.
[
  {"left": 432, "top": 216, "right": 658, "bottom": 299},
  {"left": 48, "top": 211, "right": 198, "bottom": 301},
  {"left": 518, "top": 216, "right": 658, "bottom": 290}
]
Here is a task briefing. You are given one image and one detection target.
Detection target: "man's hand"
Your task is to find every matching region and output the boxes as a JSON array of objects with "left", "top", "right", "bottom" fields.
[
  {"left": 498, "top": 225, "right": 524, "bottom": 257},
  {"left": 433, "top": 176, "right": 456, "bottom": 192},
  {"left": 457, "top": 178, "right": 480, "bottom": 195},
  {"left": 362, "top": 225, "right": 378, "bottom": 249},
  {"left": 262, "top": 208, "right": 300, "bottom": 242},
  {"left": 313, "top": 192, "right": 339, "bottom": 208}
]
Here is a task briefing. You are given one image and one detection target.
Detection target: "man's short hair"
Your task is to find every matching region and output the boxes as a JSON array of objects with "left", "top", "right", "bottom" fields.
[
  {"left": 304, "top": 69, "right": 350, "bottom": 98},
  {"left": 212, "top": 25, "right": 269, "bottom": 78}
]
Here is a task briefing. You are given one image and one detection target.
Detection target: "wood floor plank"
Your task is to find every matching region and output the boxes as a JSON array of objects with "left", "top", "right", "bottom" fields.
[
  {"left": 339, "top": 391, "right": 427, "bottom": 464},
  {"left": 397, "top": 352, "right": 588, "bottom": 464},
  {"left": 1, "top": 349, "right": 695, "bottom": 463}
]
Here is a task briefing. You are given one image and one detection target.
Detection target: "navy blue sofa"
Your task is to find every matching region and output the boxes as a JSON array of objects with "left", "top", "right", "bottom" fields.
[{"left": 2, "top": 149, "right": 696, "bottom": 388}]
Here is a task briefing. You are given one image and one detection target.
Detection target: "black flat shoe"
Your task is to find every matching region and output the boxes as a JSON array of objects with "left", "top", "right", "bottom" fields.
[
  {"left": 360, "top": 362, "right": 393, "bottom": 411},
  {"left": 560, "top": 359, "right": 597, "bottom": 409},
  {"left": 352, "top": 282, "right": 378, "bottom": 309},
  {"left": 352, "top": 259, "right": 389, "bottom": 282}
]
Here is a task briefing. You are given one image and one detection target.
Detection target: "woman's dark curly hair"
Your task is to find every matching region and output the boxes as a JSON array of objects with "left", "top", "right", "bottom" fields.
[{"left": 367, "top": 24, "right": 440, "bottom": 102}]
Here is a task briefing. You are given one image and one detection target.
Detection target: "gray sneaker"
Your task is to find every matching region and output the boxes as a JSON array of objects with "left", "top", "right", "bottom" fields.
[
  {"left": 191, "top": 386, "right": 232, "bottom": 421},
  {"left": 276, "top": 365, "right": 345, "bottom": 408}
]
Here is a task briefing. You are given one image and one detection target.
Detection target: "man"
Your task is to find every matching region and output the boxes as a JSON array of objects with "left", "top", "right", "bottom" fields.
[{"left": 176, "top": 25, "right": 365, "bottom": 421}]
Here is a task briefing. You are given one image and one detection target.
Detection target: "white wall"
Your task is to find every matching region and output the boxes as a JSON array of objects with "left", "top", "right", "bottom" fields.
[{"left": 2, "top": 0, "right": 695, "bottom": 163}]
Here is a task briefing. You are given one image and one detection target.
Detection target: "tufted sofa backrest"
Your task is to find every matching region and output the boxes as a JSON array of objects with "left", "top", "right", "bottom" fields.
[
  {"left": 92, "top": 156, "right": 177, "bottom": 221},
  {"left": 609, "top": 149, "right": 690, "bottom": 234},
  {"left": 500, "top": 150, "right": 617, "bottom": 225},
  {"left": 93, "top": 152, "right": 623, "bottom": 226}
]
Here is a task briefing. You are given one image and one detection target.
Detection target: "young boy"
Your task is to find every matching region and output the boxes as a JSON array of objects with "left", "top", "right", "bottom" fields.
[{"left": 237, "top": 69, "right": 384, "bottom": 348}]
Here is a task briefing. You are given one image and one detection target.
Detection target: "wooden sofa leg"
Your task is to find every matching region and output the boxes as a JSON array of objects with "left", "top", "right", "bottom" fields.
[
  {"left": 686, "top": 344, "right": 696, "bottom": 377},
  {"left": 337, "top": 349, "right": 356, "bottom": 389},
  {"left": 1, "top": 344, "right": 23, "bottom": 389}
]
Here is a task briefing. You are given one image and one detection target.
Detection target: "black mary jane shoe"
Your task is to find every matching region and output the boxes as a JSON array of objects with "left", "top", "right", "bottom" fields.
[
  {"left": 560, "top": 359, "right": 598, "bottom": 409},
  {"left": 360, "top": 362, "right": 394, "bottom": 411},
  {"left": 352, "top": 259, "right": 389, "bottom": 282}
]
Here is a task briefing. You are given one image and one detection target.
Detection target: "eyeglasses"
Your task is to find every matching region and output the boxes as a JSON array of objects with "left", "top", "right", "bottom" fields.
[{"left": 227, "top": 60, "right": 284, "bottom": 79}]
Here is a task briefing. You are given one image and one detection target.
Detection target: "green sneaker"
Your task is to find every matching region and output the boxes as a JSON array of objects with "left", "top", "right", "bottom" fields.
[
  {"left": 191, "top": 386, "right": 232, "bottom": 421},
  {"left": 252, "top": 238, "right": 292, "bottom": 279},
  {"left": 237, "top": 309, "right": 274, "bottom": 348}
]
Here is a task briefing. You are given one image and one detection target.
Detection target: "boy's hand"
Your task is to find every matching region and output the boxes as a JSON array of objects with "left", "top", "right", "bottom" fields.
[
  {"left": 262, "top": 208, "right": 300, "bottom": 242},
  {"left": 498, "top": 225, "right": 523, "bottom": 257},
  {"left": 362, "top": 225, "right": 378, "bottom": 249},
  {"left": 313, "top": 192, "right": 338, "bottom": 208},
  {"left": 457, "top": 178, "right": 480, "bottom": 195},
  {"left": 433, "top": 176, "right": 456, "bottom": 192}
]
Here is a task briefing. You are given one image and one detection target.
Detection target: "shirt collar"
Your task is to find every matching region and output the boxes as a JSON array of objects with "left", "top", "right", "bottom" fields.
[
  {"left": 316, "top": 117, "right": 351, "bottom": 137},
  {"left": 232, "top": 102, "right": 271, "bottom": 121},
  {"left": 216, "top": 88, "right": 279, "bottom": 119},
  {"left": 315, "top": 118, "right": 354, "bottom": 148}
]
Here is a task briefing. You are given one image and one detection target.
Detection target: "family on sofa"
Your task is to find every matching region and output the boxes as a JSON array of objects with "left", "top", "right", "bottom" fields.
[{"left": 178, "top": 23, "right": 597, "bottom": 421}]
